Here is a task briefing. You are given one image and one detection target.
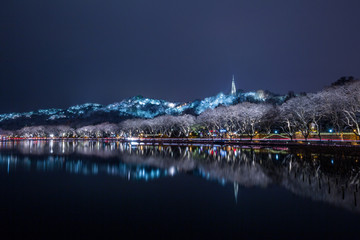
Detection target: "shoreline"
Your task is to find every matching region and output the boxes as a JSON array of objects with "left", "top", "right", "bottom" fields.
[{"left": 1, "top": 137, "right": 360, "bottom": 151}]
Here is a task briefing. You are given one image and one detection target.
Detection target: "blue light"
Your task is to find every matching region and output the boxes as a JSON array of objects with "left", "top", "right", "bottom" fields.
[
  {"left": 274, "top": 130, "right": 278, "bottom": 134},
  {"left": 331, "top": 159, "right": 334, "bottom": 164},
  {"left": 275, "top": 154, "right": 279, "bottom": 160},
  {"left": 220, "top": 150, "right": 227, "bottom": 157},
  {"left": 220, "top": 129, "right": 227, "bottom": 133},
  {"left": 221, "top": 178, "right": 226, "bottom": 185},
  {"left": 328, "top": 129, "right": 333, "bottom": 133}
]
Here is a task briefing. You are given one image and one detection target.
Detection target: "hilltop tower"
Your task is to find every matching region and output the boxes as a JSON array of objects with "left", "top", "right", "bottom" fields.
[{"left": 231, "top": 75, "right": 236, "bottom": 95}]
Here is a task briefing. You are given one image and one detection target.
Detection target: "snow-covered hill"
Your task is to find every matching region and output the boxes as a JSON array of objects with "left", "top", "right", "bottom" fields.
[{"left": 0, "top": 90, "right": 286, "bottom": 129}]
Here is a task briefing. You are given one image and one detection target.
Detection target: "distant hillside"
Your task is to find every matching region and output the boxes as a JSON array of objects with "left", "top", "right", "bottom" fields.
[{"left": 0, "top": 89, "right": 287, "bottom": 130}]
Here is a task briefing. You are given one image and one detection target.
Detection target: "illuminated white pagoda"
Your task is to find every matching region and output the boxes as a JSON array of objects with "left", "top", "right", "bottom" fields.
[{"left": 231, "top": 75, "right": 236, "bottom": 95}]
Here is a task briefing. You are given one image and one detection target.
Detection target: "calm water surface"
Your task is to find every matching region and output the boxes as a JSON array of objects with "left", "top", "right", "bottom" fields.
[{"left": 0, "top": 140, "right": 359, "bottom": 239}]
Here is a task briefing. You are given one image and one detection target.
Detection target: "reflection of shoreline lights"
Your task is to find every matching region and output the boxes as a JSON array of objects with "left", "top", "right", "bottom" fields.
[
  {"left": 169, "top": 166, "right": 176, "bottom": 176},
  {"left": 0, "top": 154, "right": 168, "bottom": 181},
  {"left": 1, "top": 140, "right": 360, "bottom": 212},
  {"left": 136, "top": 168, "right": 162, "bottom": 180},
  {"left": 0, "top": 141, "right": 295, "bottom": 182},
  {"left": 126, "top": 137, "right": 139, "bottom": 141}
]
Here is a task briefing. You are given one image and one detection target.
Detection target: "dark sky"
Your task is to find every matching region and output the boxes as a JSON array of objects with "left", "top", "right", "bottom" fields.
[{"left": 1, "top": 0, "right": 360, "bottom": 113}]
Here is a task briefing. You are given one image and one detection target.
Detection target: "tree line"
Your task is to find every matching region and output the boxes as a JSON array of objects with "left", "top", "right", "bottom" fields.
[{"left": 3, "top": 79, "right": 360, "bottom": 141}]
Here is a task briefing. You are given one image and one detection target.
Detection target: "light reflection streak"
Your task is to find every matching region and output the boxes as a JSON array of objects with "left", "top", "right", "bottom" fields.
[{"left": 0, "top": 140, "right": 360, "bottom": 212}]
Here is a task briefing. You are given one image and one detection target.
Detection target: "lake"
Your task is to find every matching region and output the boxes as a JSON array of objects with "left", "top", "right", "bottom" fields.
[{"left": 0, "top": 140, "right": 359, "bottom": 239}]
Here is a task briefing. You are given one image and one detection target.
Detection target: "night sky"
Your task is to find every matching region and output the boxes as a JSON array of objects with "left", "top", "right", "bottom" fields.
[{"left": 1, "top": 0, "right": 360, "bottom": 113}]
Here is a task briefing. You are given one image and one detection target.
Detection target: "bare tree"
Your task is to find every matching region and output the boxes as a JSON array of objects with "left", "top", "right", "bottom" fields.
[
  {"left": 280, "top": 96, "right": 313, "bottom": 141},
  {"left": 235, "top": 103, "right": 271, "bottom": 141},
  {"left": 338, "top": 81, "right": 360, "bottom": 137},
  {"left": 306, "top": 93, "right": 327, "bottom": 141},
  {"left": 174, "top": 115, "right": 195, "bottom": 137}
]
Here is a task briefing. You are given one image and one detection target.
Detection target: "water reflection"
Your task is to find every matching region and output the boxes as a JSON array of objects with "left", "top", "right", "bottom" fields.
[{"left": 1, "top": 140, "right": 360, "bottom": 213}]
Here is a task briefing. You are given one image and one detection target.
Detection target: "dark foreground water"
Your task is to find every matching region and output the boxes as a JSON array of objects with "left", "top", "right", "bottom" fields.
[{"left": 0, "top": 140, "right": 359, "bottom": 239}]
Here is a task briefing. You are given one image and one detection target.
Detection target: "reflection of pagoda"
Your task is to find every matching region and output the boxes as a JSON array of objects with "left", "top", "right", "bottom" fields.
[
  {"left": 231, "top": 75, "right": 236, "bottom": 95},
  {"left": 234, "top": 182, "right": 239, "bottom": 203}
]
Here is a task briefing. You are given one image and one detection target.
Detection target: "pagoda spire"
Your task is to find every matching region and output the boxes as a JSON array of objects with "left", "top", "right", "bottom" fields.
[{"left": 231, "top": 75, "right": 236, "bottom": 95}]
